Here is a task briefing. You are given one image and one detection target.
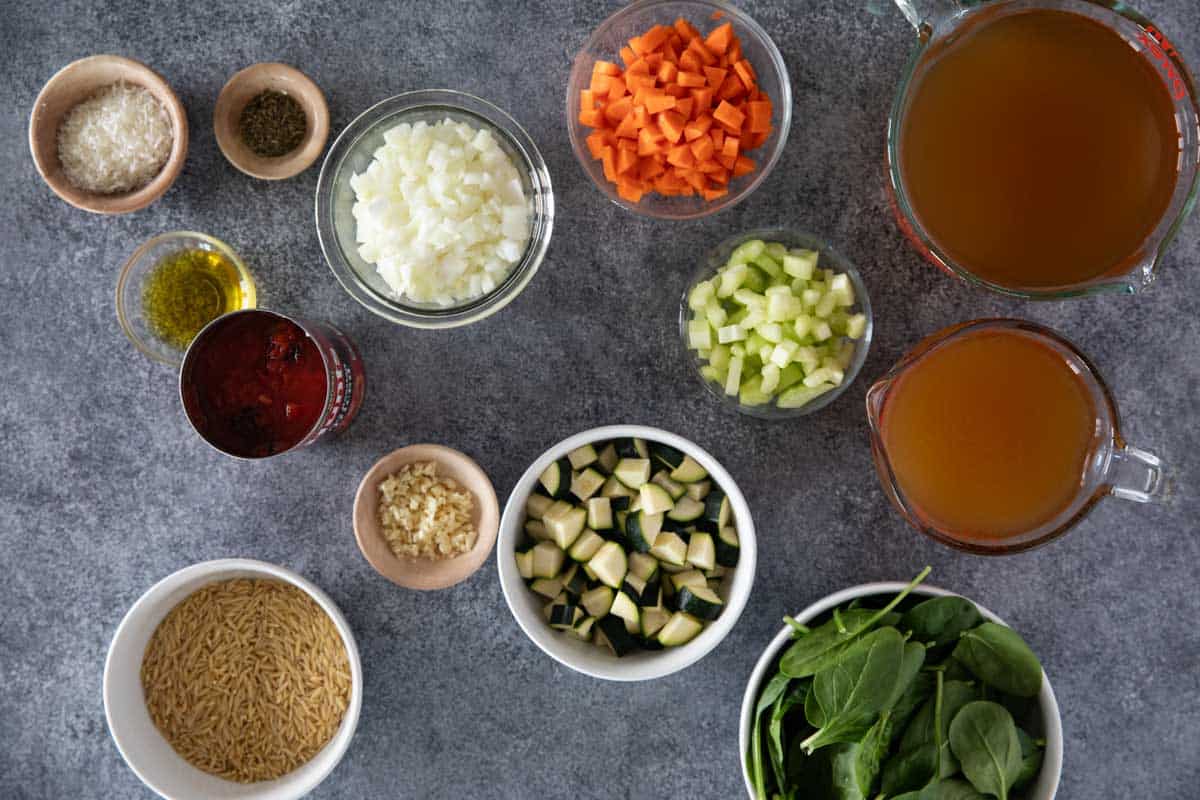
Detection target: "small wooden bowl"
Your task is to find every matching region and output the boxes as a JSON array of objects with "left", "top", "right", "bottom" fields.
[
  {"left": 29, "top": 55, "right": 188, "bottom": 215},
  {"left": 214, "top": 63, "right": 329, "bottom": 180},
  {"left": 353, "top": 445, "right": 500, "bottom": 590}
]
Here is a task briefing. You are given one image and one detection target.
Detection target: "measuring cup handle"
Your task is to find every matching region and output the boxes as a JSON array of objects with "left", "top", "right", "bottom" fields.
[
  {"left": 886, "top": 0, "right": 964, "bottom": 31},
  {"left": 1108, "top": 445, "right": 1167, "bottom": 503}
]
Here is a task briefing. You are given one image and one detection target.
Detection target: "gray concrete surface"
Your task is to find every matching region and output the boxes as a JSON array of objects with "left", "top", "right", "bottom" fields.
[{"left": 2, "top": 1, "right": 1198, "bottom": 798}]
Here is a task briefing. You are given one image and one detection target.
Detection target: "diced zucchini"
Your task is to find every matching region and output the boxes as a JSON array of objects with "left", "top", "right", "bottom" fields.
[
  {"left": 670, "top": 569, "right": 708, "bottom": 592},
  {"left": 562, "top": 564, "right": 589, "bottom": 599},
  {"left": 610, "top": 495, "right": 632, "bottom": 512},
  {"left": 666, "top": 496, "right": 705, "bottom": 523},
  {"left": 625, "top": 511, "right": 664, "bottom": 553},
  {"left": 641, "top": 607, "right": 671, "bottom": 638},
  {"left": 524, "top": 519, "right": 550, "bottom": 542},
  {"left": 568, "top": 529, "right": 605, "bottom": 563},
  {"left": 639, "top": 483, "right": 675, "bottom": 515},
  {"left": 657, "top": 612, "right": 704, "bottom": 646},
  {"left": 596, "top": 443, "right": 619, "bottom": 474},
  {"left": 614, "top": 438, "right": 649, "bottom": 459},
  {"left": 716, "top": 526, "right": 740, "bottom": 568},
  {"left": 649, "top": 443, "right": 686, "bottom": 470},
  {"left": 580, "top": 585, "right": 615, "bottom": 618},
  {"left": 549, "top": 603, "right": 582, "bottom": 629},
  {"left": 596, "top": 615, "right": 638, "bottom": 656},
  {"left": 570, "top": 468, "right": 606, "bottom": 502},
  {"left": 676, "top": 586, "right": 724, "bottom": 621},
  {"left": 587, "top": 541, "right": 627, "bottom": 589},
  {"left": 570, "top": 616, "right": 596, "bottom": 641},
  {"left": 651, "top": 471, "right": 687, "bottom": 500},
  {"left": 621, "top": 573, "right": 647, "bottom": 603},
  {"left": 704, "top": 490, "right": 732, "bottom": 527},
  {"left": 640, "top": 578, "right": 663, "bottom": 609},
  {"left": 601, "top": 475, "right": 635, "bottom": 499},
  {"left": 686, "top": 532, "right": 716, "bottom": 571},
  {"left": 649, "top": 532, "right": 688, "bottom": 566},
  {"left": 685, "top": 480, "right": 713, "bottom": 502},
  {"left": 530, "top": 577, "right": 564, "bottom": 599},
  {"left": 567, "top": 444, "right": 598, "bottom": 470},
  {"left": 544, "top": 506, "right": 586, "bottom": 550},
  {"left": 586, "top": 497, "right": 613, "bottom": 531},
  {"left": 525, "top": 494, "right": 555, "bottom": 520},
  {"left": 530, "top": 541, "right": 565, "bottom": 579},
  {"left": 610, "top": 590, "right": 641, "bottom": 634},
  {"left": 614, "top": 458, "right": 652, "bottom": 489},
  {"left": 669, "top": 455, "right": 708, "bottom": 483},
  {"left": 628, "top": 552, "right": 660, "bottom": 582},
  {"left": 515, "top": 550, "right": 534, "bottom": 580},
  {"left": 538, "top": 458, "right": 572, "bottom": 499}
]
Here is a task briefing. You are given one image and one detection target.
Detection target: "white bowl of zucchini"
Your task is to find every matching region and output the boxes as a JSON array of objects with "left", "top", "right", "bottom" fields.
[{"left": 498, "top": 425, "right": 756, "bottom": 681}]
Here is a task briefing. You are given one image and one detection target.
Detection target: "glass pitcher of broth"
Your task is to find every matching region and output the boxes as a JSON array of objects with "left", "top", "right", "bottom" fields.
[
  {"left": 886, "top": 0, "right": 1200, "bottom": 298},
  {"left": 866, "top": 319, "right": 1165, "bottom": 554}
]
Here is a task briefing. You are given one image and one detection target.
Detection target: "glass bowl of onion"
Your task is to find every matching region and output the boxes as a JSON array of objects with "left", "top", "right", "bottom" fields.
[{"left": 315, "top": 90, "right": 554, "bottom": 329}]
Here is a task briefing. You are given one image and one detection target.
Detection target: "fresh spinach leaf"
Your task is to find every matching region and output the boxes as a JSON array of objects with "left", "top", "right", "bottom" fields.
[
  {"left": 880, "top": 741, "right": 940, "bottom": 796},
  {"left": 779, "top": 568, "right": 931, "bottom": 678},
  {"left": 899, "top": 680, "right": 978, "bottom": 768},
  {"left": 1013, "top": 727, "right": 1044, "bottom": 790},
  {"left": 806, "top": 679, "right": 826, "bottom": 728},
  {"left": 800, "top": 627, "right": 906, "bottom": 753},
  {"left": 901, "top": 596, "right": 983, "bottom": 647},
  {"left": 768, "top": 680, "right": 808, "bottom": 790},
  {"left": 953, "top": 623, "right": 1042, "bottom": 698},
  {"left": 948, "top": 701, "right": 1023, "bottom": 800},
  {"left": 750, "top": 670, "right": 791, "bottom": 799},
  {"left": 891, "top": 669, "right": 935, "bottom": 734},
  {"left": 887, "top": 641, "right": 928, "bottom": 711},
  {"left": 918, "top": 778, "right": 989, "bottom": 799}
]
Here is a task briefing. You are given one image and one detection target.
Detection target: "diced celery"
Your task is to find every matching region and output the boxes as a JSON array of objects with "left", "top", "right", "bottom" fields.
[
  {"left": 697, "top": 349, "right": 711, "bottom": 359},
  {"left": 758, "top": 322, "right": 784, "bottom": 344},
  {"left": 815, "top": 292, "right": 837, "bottom": 319},
  {"left": 742, "top": 266, "right": 768, "bottom": 293},
  {"left": 812, "top": 321, "right": 833, "bottom": 342},
  {"left": 739, "top": 376, "right": 770, "bottom": 406},
  {"left": 699, "top": 365, "right": 723, "bottom": 384},
  {"left": 760, "top": 363, "right": 781, "bottom": 394},
  {"left": 828, "top": 311, "right": 849, "bottom": 336},
  {"left": 758, "top": 344, "right": 774, "bottom": 364},
  {"left": 731, "top": 343, "right": 745, "bottom": 357},
  {"left": 733, "top": 288, "right": 766, "bottom": 309},
  {"left": 717, "top": 324, "right": 747, "bottom": 344},
  {"left": 746, "top": 331, "right": 769, "bottom": 355},
  {"left": 835, "top": 341, "right": 856, "bottom": 370},
  {"left": 778, "top": 382, "right": 836, "bottom": 409},
  {"left": 753, "top": 253, "right": 783, "bottom": 279},
  {"left": 729, "top": 239, "right": 766, "bottom": 265},
  {"left": 704, "top": 300, "right": 727, "bottom": 329},
  {"left": 741, "top": 308, "right": 765, "bottom": 329},
  {"left": 724, "top": 356, "right": 744, "bottom": 396},
  {"left": 846, "top": 313, "right": 868, "bottom": 339},
  {"left": 829, "top": 273, "right": 855, "bottom": 307},
  {"left": 793, "top": 315, "right": 813, "bottom": 340},
  {"left": 729, "top": 307, "right": 749, "bottom": 325},
  {"left": 770, "top": 341, "right": 798, "bottom": 367},
  {"left": 783, "top": 250, "right": 818, "bottom": 280},
  {"left": 717, "top": 263, "right": 747, "bottom": 298},
  {"left": 766, "top": 291, "right": 801, "bottom": 322},
  {"left": 688, "top": 320, "right": 713, "bottom": 350},
  {"left": 778, "top": 363, "right": 806, "bottom": 392},
  {"left": 709, "top": 343, "right": 731, "bottom": 371},
  {"left": 795, "top": 346, "right": 820, "bottom": 371},
  {"left": 804, "top": 365, "right": 845, "bottom": 388},
  {"left": 689, "top": 280, "right": 715, "bottom": 310},
  {"left": 766, "top": 242, "right": 788, "bottom": 259},
  {"left": 801, "top": 288, "right": 821, "bottom": 308}
]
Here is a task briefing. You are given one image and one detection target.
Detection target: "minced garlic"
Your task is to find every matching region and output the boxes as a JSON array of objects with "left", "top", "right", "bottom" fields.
[{"left": 377, "top": 461, "right": 477, "bottom": 559}]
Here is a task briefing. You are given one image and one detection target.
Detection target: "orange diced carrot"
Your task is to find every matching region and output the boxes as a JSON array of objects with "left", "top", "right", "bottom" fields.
[
  {"left": 627, "top": 58, "right": 651, "bottom": 76},
  {"left": 628, "top": 73, "right": 657, "bottom": 90},
  {"left": 717, "top": 153, "right": 737, "bottom": 169},
  {"left": 684, "top": 114, "right": 714, "bottom": 141},
  {"left": 614, "top": 113, "right": 639, "bottom": 140},
  {"left": 732, "top": 155, "right": 756, "bottom": 177},
  {"left": 585, "top": 130, "right": 609, "bottom": 160},
  {"left": 690, "top": 135, "right": 715, "bottom": 162},
  {"left": 675, "top": 97, "right": 695, "bottom": 120},
  {"left": 579, "top": 107, "right": 605, "bottom": 128},
  {"left": 713, "top": 100, "right": 746, "bottom": 131},
  {"left": 632, "top": 104, "right": 650, "bottom": 129},
  {"left": 687, "top": 37, "right": 718, "bottom": 66},
  {"left": 607, "top": 76, "right": 627, "bottom": 100},
  {"left": 667, "top": 144, "right": 696, "bottom": 168},
  {"left": 733, "top": 59, "right": 757, "bottom": 91},
  {"left": 637, "top": 127, "right": 664, "bottom": 156},
  {"left": 744, "top": 131, "right": 769, "bottom": 150},
  {"left": 617, "top": 177, "right": 646, "bottom": 202},
  {"left": 704, "top": 22, "right": 734, "bottom": 54},
  {"left": 629, "top": 35, "right": 649, "bottom": 55},
  {"left": 620, "top": 46, "right": 638, "bottom": 66},
  {"left": 590, "top": 72, "right": 612, "bottom": 94},
  {"left": 704, "top": 66, "right": 728, "bottom": 88},
  {"left": 673, "top": 17, "right": 701, "bottom": 42},
  {"left": 639, "top": 156, "right": 666, "bottom": 181},
  {"left": 593, "top": 60, "right": 622, "bottom": 76},
  {"left": 702, "top": 186, "right": 728, "bottom": 201},
  {"left": 604, "top": 96, "right": 634, "bottom": 124},
  {"left": 723, "top": 136, "right": 740, "bottom": 158},
  {"left": 747, "top": 101, "right": 772, "bottom": 134},
  {"left": 728, "top": 39, "right": 743, "bottom": 63},
  {"left": 601, "top": 146, "right": 618, "bottom": 182},
  {"left": 657, "top": 61, "right": 678, "bottom": 84},
  {"left": 718, "top": 74, "right": 746, "bottom": 101},
  {"left": 679, "top": 50, "right": 703, "bottom": 73},
  {"left": 676, "top": 71, "right": 706, "bottom": 88},
  {"left": 662, "top": 42, "right": 680, "bottom": 65},
  {"left": 581, "top": 89, "right": 596, "bottom": 109},
  {"left": 690, "top": 87, "right": 714, "bottom": 114},
  {"left": 711, "top": 128, "right": 725, "bottom": 151},
  {"left": 641, "top": 24, "right": 671, "bottom": 52},
  {"left": 663, "top": 83, "right": 689, "bottom": 98},
  {"left": 617, "top": 147, "right": 639, "bottom": 175},
  {"left": 645, "top": 52, "right": 664, "bottom": 68},
  {"left": 657, "top": 110, "right": 687, "bottom": 143},
  {"left": 696, "top": 158, "right": 723, "bottom": 173},
  {"left": 681, "top": 168, "right": 708, "bottom": 191},
  {"left": 644, "top": 93, "right": 676, "bottom": 114}
]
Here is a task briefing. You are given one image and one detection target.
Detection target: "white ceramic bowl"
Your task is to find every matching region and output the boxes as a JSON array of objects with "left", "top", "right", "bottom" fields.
[
  {"left": 103, "top": 559, "right": 363, "bottom": 800},
  {"left": 498, "top": 424, "right": 757, "bottom": 681},
  {"left": 738, "top": 583, "right": 1063, "bottom": 799}
]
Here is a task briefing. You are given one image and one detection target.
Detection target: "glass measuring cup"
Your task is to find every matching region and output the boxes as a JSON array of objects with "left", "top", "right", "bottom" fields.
[
  {"left": 866, "top": 319, "right": 1165, "bottom": 554},
  {"left": 886, "top": 0, "right": 1200, "bottom": 299}
]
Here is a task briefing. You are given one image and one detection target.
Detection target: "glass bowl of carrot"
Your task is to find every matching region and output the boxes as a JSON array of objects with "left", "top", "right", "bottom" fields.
[{"left": 567, "top": 0, "right": 791, "bottom": 220}]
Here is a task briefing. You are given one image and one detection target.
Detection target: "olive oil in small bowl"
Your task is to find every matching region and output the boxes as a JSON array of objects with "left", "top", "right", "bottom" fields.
[{"left": 116, "top": 231, "right": 256, "bottom": 366}]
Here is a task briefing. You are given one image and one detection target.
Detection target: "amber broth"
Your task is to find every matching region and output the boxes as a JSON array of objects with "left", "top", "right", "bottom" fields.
[
  {"left": 879, "top": 328, "right": 1099, "bottom": 542},
  {"left": 899, "top": 8, "right": 1180, "bottom": 290}
]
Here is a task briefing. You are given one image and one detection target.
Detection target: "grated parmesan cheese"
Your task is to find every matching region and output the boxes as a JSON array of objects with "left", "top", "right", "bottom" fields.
[{"left": 57, "top": 82, "right": 173, "bottom": 195}]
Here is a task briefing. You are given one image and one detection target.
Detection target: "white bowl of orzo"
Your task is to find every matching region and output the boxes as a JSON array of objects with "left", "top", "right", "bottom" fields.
[{"left": 103, "top": 558, "right": 362, "bottom": 800}]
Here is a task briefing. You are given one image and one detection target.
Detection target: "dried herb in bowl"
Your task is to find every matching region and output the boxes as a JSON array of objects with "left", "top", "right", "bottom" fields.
[{"left": 239, "top": 89, "right": 306, "bottom": 157}]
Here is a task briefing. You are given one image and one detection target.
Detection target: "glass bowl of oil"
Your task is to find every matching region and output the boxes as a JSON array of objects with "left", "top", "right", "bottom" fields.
[{"left": 116, "top": 231, "right": 256, "bottom": 367}]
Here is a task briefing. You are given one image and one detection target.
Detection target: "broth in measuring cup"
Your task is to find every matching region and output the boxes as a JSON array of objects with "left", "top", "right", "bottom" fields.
[{"left": 898, "top": 7, "right": 1181, "bottom": 291}]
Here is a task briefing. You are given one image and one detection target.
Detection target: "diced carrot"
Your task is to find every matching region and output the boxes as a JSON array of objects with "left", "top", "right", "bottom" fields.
[
  {"left": 679, "top": 50, "right": 703, "bottom": 73},
  {"left": 697, "top": 158, "right": 724, "bottom": 174},
  {"left": 589, "top": 72, "right": 612, "bottom": 94},
  {"left": 637, "top": 127, "right": 664, "bottom": 156},
  {"left": 593, "top": 60, "right": 621, "bottom": 76},
  {"left": 627, "top": 58, "right": 651, "bottom": 76},
  {"left": 684, "top": 114, "right": 714, "bottom": 141},
  {"left": 713, "top": 100, "right": 746, "bottom": 131},
  {"left": 644, "top": 93, "right": 676, "bottom": 114},
  {"left": 718, "top": 74, "right": 746, "bottom": 101},
  {"left": 579, "top": 107, "right": 604, "bottom": 128},
  {"left": 727, "top": 39, "right": 743, "bottom": 64},
  {"left": 617, "top": 147, "right": 638, "bottom": 175},
  {"left": 632, "top": 104, "right": 650, "bottom": 129},
  {"left": 733, "top": 60, "right": 757, "bottom": 91},
  {"left": 667, "top": 144, "right": 696, "bottom": 169},
  {"left": 690, "top": 135, "right": 715, "bottom": 162},
  {"left": 662, "top": 83, "right": 689, "bottom": 98},
  {"left": 585, "top": 130, "right": 609, "bottom": 160},
  {"left": 629, "top": 35, "right": 649, "bottom": 55},
  {"left": 628, "top": 73, "right": 657, "bottom": 90},
  {"left": 601, "top": 146, "right": 618, "bottom": 182},
  {"left": 704, "top": 66, "right": 728, "bottom": 88},
  {"left": 639, "top": 156, "right": 666, "bottom": 181},
  {"left": 744, "top": 131, "right": 769, "bottom": 150},
  {"left": 674, "top": 97, "right": 695, "bottom": 120},
  {"left": 657, "top": 110, "right": 687, "bottom": 143},
  {"left": 663, "top": 42, "right": 680, "bottom": 64},
  {"left": 690, "top": 87, "right": 714, "bottom": 114},
  {"left": 644, "top": 52, "right": 664, "bottom": 69},
  {"left": 617, "top": 137, "right": 637, "bottom": 152},
  {"left": 617, "top": 177, "right": 646, "bottom": 202},
  {"left": 641, "top": 24, "right": 671, "bottom": 52},
  {"left": 717, "top": 153, "right": 737, "bottom": 170},
  {"left": 581, "top": 89, "right": 596, "bottom": 109},
  {"left": 673, "top": 17, "right": 701, "bottom": 42},
  {"left": 681, "top": 169, "right": 708, "bottom": 191},
  {"left": 687, "top": 37, "right": 718, "bottom": 66},
  {"left": 704, "top": 22, "right": 734, "bottom": 54},
  {"left": 723, "top": 135, "right": 740, "bottom": 159},
  {"left": 702, "top": 186, "right": 728, "bottom": 201},
  {"left": 607, "top": 76, "right": 627, "bottom": 100},
  {"left": 614, "top": 113, "right": 639, "bottom": 140},
  {"left": 604, "top": 95, "right": 634, "bottom": 124},
  {"left": 732, "top": 155, "right": 756, "bottom": 177},
  {"left": 747, "top": 101, "right": 772, "bottom": 134},
  {"left": 620, "top": 46, "right": 638, "bottom": 66},
  {"left": 677, "top": 71, "right": 706, "bottom": 88},
  {"left": 657, "top": 61, "right": 678, "bottom": 84}
]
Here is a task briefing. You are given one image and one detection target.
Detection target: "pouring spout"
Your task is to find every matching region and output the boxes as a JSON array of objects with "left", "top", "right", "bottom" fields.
[{"left": 878, "top": 0, "right": 963, "bottom": 32}]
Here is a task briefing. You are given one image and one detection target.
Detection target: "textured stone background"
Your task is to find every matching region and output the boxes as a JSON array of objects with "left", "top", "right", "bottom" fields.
[{"left": 1, "top": 1, "right": 1198, "bottom": 798}]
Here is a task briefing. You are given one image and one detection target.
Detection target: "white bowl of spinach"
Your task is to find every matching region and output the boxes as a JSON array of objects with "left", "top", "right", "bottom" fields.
[{"left": 739, "top": 569, "right": 1062, "bottom": 799}]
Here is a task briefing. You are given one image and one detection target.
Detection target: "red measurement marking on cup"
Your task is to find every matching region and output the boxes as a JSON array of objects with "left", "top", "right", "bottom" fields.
[{"left": 1139, "top": 25, "right": 1187, "bottom": 102}]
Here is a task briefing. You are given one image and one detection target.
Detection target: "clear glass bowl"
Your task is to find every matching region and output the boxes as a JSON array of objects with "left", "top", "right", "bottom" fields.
[
  {"left": 315, "top": 90, "right": 554, "bottom": 329},
  {"left": 567, "top": 0, "right": 792, "bottom": 220},
  {"left": 115, "top": 231, "right": 256, "bottom": 367},
  {"left": 679, "top": 228, "right": 874, "bottom": 420}
]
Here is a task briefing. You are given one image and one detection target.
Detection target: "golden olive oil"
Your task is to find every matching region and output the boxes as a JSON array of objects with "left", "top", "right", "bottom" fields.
[{"left": 142, "top": 248, "right": 246, "bottom": 350}]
